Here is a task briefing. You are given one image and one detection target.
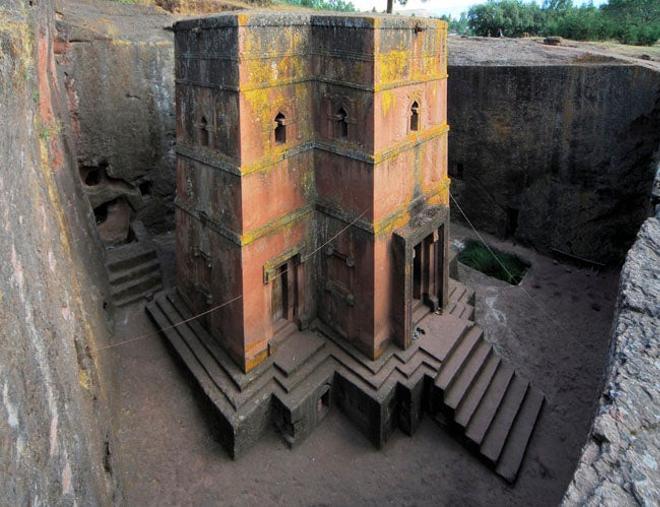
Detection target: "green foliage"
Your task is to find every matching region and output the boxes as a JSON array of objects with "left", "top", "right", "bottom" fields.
[
  {"left": 468, "top": 0, "right": 544, "bottom": 37},
  {"left": 466, "top": 0, "right": 660, "bottom": 46},
  {"left": 440, "top": 13, "right": 472, "bottom": 35},
  {"left": 545, "top": 4, "right": 615, "bottom": 40},
  {"left": 602, "top": 0, "right": 660, "bottom": 44},
  {"left": 458, "top": 240, "right": 529, "bottom": 285},
  {"left": 279, "top": 0, "right": 356, "bottom": 11}
]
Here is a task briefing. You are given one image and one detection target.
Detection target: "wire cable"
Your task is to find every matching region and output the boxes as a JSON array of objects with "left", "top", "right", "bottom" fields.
[
  {"left": 94, "top": 207, "right": 370, "bottom": 352},
  {"left": 449, "top": 191, "right": 572, "bottom": 336}
]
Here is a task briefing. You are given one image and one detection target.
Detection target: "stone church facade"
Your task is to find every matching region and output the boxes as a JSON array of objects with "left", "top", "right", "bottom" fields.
[
  {"left": 148, "top": 12, "right": 543, "bottom": 481},
  {"left": 174, "top": 12, "right": 450, "bottom": 372}
]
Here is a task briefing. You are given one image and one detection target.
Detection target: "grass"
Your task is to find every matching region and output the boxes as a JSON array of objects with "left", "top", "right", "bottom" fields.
[{"left": 458, "top": 239, "right": 529, "bottom": 285}]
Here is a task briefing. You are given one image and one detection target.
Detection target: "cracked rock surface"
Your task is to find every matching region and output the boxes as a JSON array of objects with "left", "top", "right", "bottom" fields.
[
  {"left": 55, "top": 0, "right": 177, "bottom": 235},
  {"left": 448, "top": 39, "right": 660, "bottom": 265},
  {"left": 563, "top": 217, "right": 660, "bottom": 507}
]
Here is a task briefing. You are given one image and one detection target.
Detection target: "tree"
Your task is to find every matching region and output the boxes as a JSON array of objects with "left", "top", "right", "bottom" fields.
[
  {"left": 543, "top": 0, "right": 573, "bottom": 11},
  {"left": 465, "top": 0, "right": 659, "bottom": 45},
  {"left": 468, "top": 0, "right": 543, "bottom": 37},
  {"left": 601, "top": 0, "right": 660, "bottom": 44},
  {"left": 602, "top": 0, "right": 660, "bottom": 25},
  {"left": 440, "top": 13, "right": 471, "bottom": 35}
]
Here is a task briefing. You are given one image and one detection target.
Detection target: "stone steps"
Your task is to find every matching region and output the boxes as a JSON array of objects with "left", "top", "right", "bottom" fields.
[
  {"left": 447, "top": 301, "right": 475, "bottom": 321},
  {"left": 495, "top": 387, "right": 545, "bottom": 482},
  {"left": 448, "top": 279, "right": 475, "bottom": 306},
  {"left": 109, "top": 258, "right": 160, "bottom": 285},
  {"left": 106, "top": 242, "right": 162, "bottom": 307},
  {"left": 454, "top": 354, "right": 500, "bottom": 428},
  {"left": 413, "top": 279, "right": 476, "bottom": 325},
  {"left": 146, "top": 277, "right": 542, "bottom": 482},
  {"left": 443, "top": 339, "right": 492, "bottom": 411},
  {"left": 435, "top": 327, "right": 482, "bottom": 391},
  {"left": 447, "top": 279, "right": 475, "bottom": 321},
  {"left": 429, "top": 320, "right": 544, "bottom": 483},
  {"left": 106, "top": 243, "right": 157, "bottom": 273},
  {"left": 112, "top": 272, "right": 162, "bottom": 306}
]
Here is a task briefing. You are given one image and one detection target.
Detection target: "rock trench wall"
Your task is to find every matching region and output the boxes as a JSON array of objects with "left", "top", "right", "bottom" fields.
[
  {"left": 0, "top": 1, "right": 122, "bottom": 504},
  {"left": 51, "top": 10, "right": 660, "bottom": 266},
  {"left": 55, "top": 0, "right": 176, "bottom": 242},
  {"left": 562, "top": 211, "right": 660, "bottom": 506},
  {"left": 448, "top": 63, "right": 660, "bottom": 264}
]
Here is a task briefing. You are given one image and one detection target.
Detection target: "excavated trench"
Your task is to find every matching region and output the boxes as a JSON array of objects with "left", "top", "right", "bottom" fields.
[
  {"left": 91, "top": 18, "right": 652, "bottom": 506},
  {"left": 108, "top": 223, "right": 619, "bottom": 506},
  {"left": 59, "top": 2, "right": 660, "bottom": 504},
  {"left": 2, "top": 0, "right": 659, "bottom": 505}
]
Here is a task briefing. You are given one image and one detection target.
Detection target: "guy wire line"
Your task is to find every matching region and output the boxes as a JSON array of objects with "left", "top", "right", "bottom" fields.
[
  {"left": 449, "top": 190, "right": 572, "bottom": 337},
  {"left": 98, "top": 195, "right": 570, "bottom": 353},
  {"left": 94, "top": 207, "right": 370, "bottom": 353}
]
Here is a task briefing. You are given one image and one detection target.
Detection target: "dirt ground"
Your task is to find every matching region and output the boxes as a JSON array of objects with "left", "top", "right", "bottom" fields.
[
  {"left": 109, "top": 225, "right": 619, "bottom": 506},
  {"left": 448, "top": 34, "right": 660, "bottom": 68}
]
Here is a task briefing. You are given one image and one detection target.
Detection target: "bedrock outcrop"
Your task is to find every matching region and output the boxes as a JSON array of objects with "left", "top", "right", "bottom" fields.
[
  {"left": 562, "top": 215, "right": 660, "bottom": 506},
  {"left": 448, "top": 37, "right": 660, "bottom": 264},
  {"left": 0, "top": 0, "right": 122, "bottom": 504},
  {"left": 55, "top": 0, "right": 176, "bottom": 236}
]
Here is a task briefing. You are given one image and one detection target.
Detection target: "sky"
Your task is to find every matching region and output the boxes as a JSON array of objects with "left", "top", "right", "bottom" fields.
[{"left": 350, "top": 0, "right": 607, "bottom": 19}]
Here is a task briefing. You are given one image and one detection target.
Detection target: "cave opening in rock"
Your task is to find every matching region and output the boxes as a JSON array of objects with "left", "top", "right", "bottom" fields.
[
  {"left": 139, "top": 180, "right": 153, "bottom": 197},
  {"left": 94, "top": 200, "right": 110, "bottom": 224},
  {"left": 85, "top": 167, "right": 102, "bottom": 186}
]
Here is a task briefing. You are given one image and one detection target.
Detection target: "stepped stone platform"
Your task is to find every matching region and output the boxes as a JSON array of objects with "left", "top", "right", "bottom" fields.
[
  {"left": 146, "top": 279, "right": 544, "bottom": 483},
  {"left": 105, "top": 222, "right": 163, "bottom": 307}
]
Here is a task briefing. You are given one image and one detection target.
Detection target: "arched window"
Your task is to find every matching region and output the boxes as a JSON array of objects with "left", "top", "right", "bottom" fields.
[
  {"left": 336, "top": 107, "right": 349, "bottom": 138},
  {"left": 410, "top": 101, "right": 419, "bottom": 132},
  {"left": 274, "top": 113, "right": 286, "bottom": 144},
  {"left": 199, "top": 116, "right": 209, "bottom": 147}
]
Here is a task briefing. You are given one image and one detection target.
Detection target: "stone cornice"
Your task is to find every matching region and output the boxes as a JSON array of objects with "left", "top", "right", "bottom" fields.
[
  {"left": 175, "top": 74, "right": 448, "bottom": 93},
  {"left": 175, "top": 198, "right": 314, "bottom": 247},
  {"left": 175, "top": 123, "right": 449, "bottom": 177}
]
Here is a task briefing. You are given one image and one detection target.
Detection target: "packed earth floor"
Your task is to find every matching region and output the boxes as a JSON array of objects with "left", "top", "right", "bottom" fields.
[{"left": 109, "top": 224, "right": 619, "bottom": 506}]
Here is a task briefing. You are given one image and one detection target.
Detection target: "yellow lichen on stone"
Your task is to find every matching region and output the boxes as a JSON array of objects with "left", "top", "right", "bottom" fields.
[
  {"left": 375, "top": 123, "right": 449, "bottom": 164},
  {"left": 240, "top": 22, "right": 308, "bottom": 89},
  {"left": 374, "top": 206, "right": 410, "bottom": 236},
  {"left": 381, "top": 90, "right": 396, "bottom": 117},
  {"left": 79, "top": 369, "right": 93, "bottom": 391},
  {"left": 237, "top": 13, "right": 250, "bottom": 27},
  {"left": 239, "top": 206, "right": 312, "bottom": 246},
  {"left": 244, "top": 346, "right": 269, "bottom": 372},
  {"left": 377, "top": 49, "right": 408, "bottom": 85},
  {"left": 429, "top": 177, "right": 451, "bottom": 206},
  {"left": 0, "top": 14, "right": 33, "bottom": 89}
]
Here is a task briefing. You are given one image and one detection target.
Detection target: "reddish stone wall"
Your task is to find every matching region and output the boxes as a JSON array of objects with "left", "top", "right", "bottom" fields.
[{"left": 174, "top": 13, "right": 449, "bottom": 372}]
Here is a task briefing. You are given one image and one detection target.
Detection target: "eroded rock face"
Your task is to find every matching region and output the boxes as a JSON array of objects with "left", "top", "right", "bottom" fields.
[
  {"left": 0, "top": 0, "right": 121, "bottom": 504},
  {"left": 448, "top": 61, "right": 660, "bottom": 264},
  {"left": 55, "top": 0, "right": 176, "bottom": 235},
  {"left": 563, "top": 217, "right": 660, "bottom": 506}
]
